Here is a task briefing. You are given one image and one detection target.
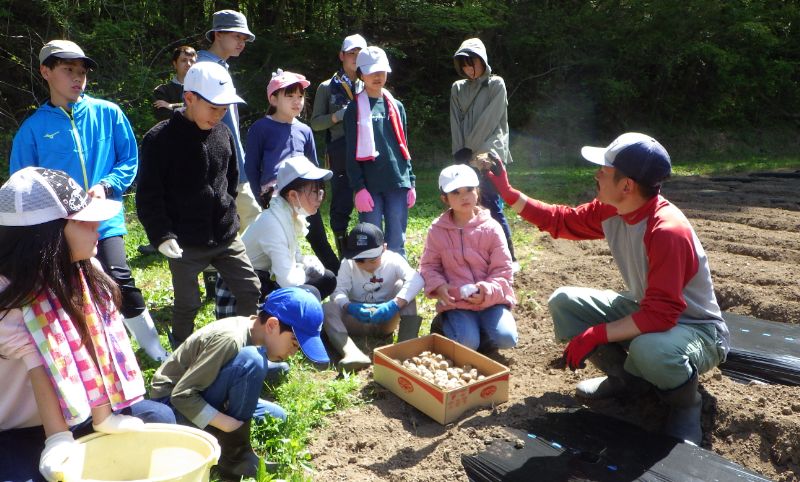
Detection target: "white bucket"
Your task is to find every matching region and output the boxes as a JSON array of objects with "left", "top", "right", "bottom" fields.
[{"left": 58, "top": 423, "right": 220, "bottom": 482}]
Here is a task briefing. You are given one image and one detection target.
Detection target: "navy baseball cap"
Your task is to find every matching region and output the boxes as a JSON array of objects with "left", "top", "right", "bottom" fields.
[
  {"left": 581, "top": 132, "right": 671, "bottom": 187},
  {"left": 344, "top": 222, "right": 384, "bottom": 260},
  {"left": 261, "top": 287, "right": 329, "bottom": 364}
]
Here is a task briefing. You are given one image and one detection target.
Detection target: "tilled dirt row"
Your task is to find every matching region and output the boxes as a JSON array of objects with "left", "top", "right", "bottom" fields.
[{"left": 309, "top": 171, "right": 800, "bottom": 482}]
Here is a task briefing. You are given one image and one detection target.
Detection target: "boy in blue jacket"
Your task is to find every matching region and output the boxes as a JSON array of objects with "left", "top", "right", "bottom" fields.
[{"left": 9, "top": 40, "right": 168, "bottom": 362}]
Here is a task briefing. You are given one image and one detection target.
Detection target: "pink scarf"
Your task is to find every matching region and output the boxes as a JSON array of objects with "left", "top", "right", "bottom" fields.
[
  {"left": 22, "top": 269, "right": 145, "bottom": 426},
  {"left": 355, "top": 89, "right": 411, "bottom": 162}
]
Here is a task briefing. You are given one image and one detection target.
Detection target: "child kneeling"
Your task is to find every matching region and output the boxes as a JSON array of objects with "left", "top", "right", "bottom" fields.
[
  {"left": 420, "top": 164, "right": 518, "bottom": 352},
  {"left": 323, "top": 223, "right": 424, "bottom": 371},
  {"left": 150, "top": 287, "right": 329, "bottom": 479}
]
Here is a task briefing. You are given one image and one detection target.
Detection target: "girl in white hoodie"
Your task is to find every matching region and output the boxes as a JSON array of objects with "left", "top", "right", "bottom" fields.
[{"left": 215, "top": 157, "right": 337, "bottom": 317}]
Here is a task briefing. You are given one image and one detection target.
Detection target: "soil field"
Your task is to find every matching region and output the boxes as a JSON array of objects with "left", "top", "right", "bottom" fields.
[{"left": 309, "top": 170, "right": 800, "bottom": 482}]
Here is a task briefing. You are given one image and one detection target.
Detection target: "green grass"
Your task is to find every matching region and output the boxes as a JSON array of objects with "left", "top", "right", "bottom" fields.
[{"left": 123, "top": 155, "right": 798, "bottom": 480}]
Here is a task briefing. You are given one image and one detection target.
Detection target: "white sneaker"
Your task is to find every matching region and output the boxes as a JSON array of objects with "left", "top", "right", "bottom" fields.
[{"left": 511, "top": 261, "right": 521, "bottom": 274}]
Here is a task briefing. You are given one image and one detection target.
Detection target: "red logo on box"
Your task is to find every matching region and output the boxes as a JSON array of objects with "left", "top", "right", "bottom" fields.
[
  {"left": 480, "top": 385, "right": 496, "bottom": 398},
  {"left": 398, "top": 376, "right": 414, "bottom": 393}
]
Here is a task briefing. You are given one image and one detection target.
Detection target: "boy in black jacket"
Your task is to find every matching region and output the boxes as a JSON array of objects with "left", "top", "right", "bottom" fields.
[{"left": 137, "top": 62, "right": 261, "bottom": 346}]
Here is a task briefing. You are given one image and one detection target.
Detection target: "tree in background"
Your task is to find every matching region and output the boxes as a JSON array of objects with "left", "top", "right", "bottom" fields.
[{"left": 1, "top": 0, "right": 798, "bottom": 179}]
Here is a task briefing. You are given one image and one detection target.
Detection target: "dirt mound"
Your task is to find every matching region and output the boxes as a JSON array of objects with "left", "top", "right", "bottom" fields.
[{"left": 309, "top": 171, "right": 800, "bottom": 482}]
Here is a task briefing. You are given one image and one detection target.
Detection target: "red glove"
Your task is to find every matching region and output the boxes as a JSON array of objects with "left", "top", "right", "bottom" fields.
[
  {"left": 484, "top": 152, "right": 521, "bottom": 205},
  {"left": 563, "top": 324, "right": 608, "bottom": 370}
]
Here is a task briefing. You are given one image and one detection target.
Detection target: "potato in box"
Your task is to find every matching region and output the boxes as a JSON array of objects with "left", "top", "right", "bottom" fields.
[{"left": 373, "top": 334, "right": 509, "bottom": 425}]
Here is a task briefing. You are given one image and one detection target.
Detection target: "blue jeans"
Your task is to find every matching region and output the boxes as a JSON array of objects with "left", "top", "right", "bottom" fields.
[
  {"left": 0, "top": 400, "right": 175, "bottom": 482},
  {"left": 201, "top": 346, "right": 287, "bottom": 422},
  {"left": 480, "top": 176, "right": 515, "bottom": 260},
  {"left": 442, "top": 305, "right": 518, "bottom": 351},
  {"left": 359, "top": 187, "right": 409, "bottom": 258}
]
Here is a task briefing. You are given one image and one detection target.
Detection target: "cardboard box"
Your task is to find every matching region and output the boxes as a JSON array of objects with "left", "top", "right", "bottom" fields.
[{"left": 373, "top": 333, "right": 509, "bottom": 425}]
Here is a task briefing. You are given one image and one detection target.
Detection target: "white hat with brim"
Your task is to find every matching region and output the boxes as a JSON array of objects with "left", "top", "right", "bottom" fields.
[
  {"left": 0, "top": 167, "right": 121, "bottom": 227},
  {"left": 341, "top": 34, "right": 368, "bottom": 52},
  {"left": 438, "top": 164, "right": 480, "bottom": 193},
  {"left": 183, "top": 63, "right": 245, "bottom": 106},
  {"left": 356, "top": 46, "right": 392, "bottom": 75},
  {"left": 275, "top": 156, "right": 333, "bottom": 194}
]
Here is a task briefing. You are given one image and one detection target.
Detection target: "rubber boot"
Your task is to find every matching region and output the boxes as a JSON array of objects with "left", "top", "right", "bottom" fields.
[
  {"left": 334, "top": 231, "right": 348, "bottom": 260},
  {"left": 122, "top": 309, "right": 169, "bottom": 362},
  {"left": 202, "top": 268, "right": 218, "bottom": 302},
  {"left": 657, "top": 368, "right": 703, "bottom": 445},
  {"left": 575, "top": 344, "right": 651, "bottom": 399},
  {"left": 207, "top": 421, "right": 261, "bottom": 479},
  {"left": 325, "top": 328, "right": 371, "bottom": 371},
  {"left": 396, "top": 315, "right": 422, "bottom": 343}
]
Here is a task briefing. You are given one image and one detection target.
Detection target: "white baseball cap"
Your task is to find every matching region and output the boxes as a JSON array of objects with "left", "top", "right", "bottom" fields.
[
  {"left": 275, "top": 156, "right": 333, "bottom": 194},
  {"left": 183, "top": 62, "right": 245, "bottom": 106},
  {"left": 0, "top": 167, "right": 121, "bottom": 227},
  {"left": 438, "top": 164, "right": 479, "bottom": 193},
  {"left": 341, "top": 34, "right": 367, "bottom": 52},
  {"left": 356, "top": 46, "right": 392, "bottom": 75}
]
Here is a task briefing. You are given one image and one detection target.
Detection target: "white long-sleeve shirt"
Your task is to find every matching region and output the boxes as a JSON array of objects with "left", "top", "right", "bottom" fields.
[{"left": 333, "top": 250, "right": 424, "bottom": 308}]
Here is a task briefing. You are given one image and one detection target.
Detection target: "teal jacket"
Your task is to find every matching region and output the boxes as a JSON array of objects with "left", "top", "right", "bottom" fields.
[
  {"left": 344, "top": 95, "right": 415, "bottom": 194},
  {"left": 10, "top": 94, "right": 138, "bottom": 239}
]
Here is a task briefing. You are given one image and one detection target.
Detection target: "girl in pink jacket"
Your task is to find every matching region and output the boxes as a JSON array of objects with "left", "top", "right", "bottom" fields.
[{"left": 419, "top": 164, "right": 517, "bottom": 351}]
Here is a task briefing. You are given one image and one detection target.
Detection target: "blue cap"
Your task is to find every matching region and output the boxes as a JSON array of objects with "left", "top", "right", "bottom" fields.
[
  {"left": 581, "top": 132, "right": 671, "bottom": 187},
  {"left": 261, "top": 287, "right": 329, "bottom": 364}
]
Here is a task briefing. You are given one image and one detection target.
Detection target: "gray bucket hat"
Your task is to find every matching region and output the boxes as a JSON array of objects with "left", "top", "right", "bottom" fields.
[{"left": 205, "top": 10, "right": 255, "bottom": 43}]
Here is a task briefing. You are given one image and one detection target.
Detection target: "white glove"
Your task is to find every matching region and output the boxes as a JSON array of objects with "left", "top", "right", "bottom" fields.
[
  {"left": 301, "top": 255, "right": 325, "bottom": 281},
  {"left": 158, "top": 239, "right": 183, "bottom": 258},
  {"left": 92, "top": 413, "right": 145, "bottom": 434},
  {"left": 39, "top": 431, "right": 77, "bottom": 482},
  {"left": 459, "top": 284, "right": 479, "bottom": 299}
]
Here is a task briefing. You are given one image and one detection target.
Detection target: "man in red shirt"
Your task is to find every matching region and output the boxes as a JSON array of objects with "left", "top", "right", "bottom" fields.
[{"left": 487, "top": 133, "right": 729, "bottom": 446}]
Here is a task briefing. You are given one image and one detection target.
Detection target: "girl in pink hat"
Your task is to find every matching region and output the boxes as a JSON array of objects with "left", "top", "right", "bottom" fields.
[{"left": 242, "top": 69, "right": 339, "bottom": 272}]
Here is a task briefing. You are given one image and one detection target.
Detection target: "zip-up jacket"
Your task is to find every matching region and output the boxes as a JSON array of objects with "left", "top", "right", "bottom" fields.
[
  {"left": 517, "top": 194, "right": 730, "bottom": 357},
  {"left": 450, "top": 38, "right": 512, "bottom": 164},
  {"left": 9, "top": 94, "right": 137, "bottom": 240},
  {"left": 420, "top": 208, "right": 516, "bottom": 313}
]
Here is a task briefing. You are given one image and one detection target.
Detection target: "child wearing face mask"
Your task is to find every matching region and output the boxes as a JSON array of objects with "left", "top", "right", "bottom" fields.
[
  {"left": 244, "top": 70, "right": 339, "bottom": 272},
  {"left": 215, "top": 156, "right": 338, "bottom": 318}
]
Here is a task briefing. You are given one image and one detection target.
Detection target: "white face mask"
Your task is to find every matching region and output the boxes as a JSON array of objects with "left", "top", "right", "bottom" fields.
[{"left": 291, "top": 197, "right": 312, "bottom": 218}]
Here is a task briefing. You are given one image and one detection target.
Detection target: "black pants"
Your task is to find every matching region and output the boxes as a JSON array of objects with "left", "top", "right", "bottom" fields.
[
  {"left": 326, "top": 138, "right": 354, "bottom": 233},
  {"left": 306, "top": 211, "right": 340, "bottom": 272},
  {"left": 96, "top": 235, "right": 145, "bottom": 318}
]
